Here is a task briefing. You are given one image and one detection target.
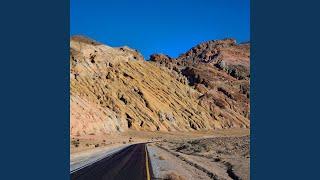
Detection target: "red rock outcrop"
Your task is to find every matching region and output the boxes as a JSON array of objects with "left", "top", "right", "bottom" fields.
[{"left": 149, "top": 39, "right": 250, "bottom": 128}]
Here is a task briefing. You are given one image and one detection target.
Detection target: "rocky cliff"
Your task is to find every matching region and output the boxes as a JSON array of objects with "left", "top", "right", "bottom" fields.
[{"left": 70, "top": 36, "right": 250, "bottom": 137}]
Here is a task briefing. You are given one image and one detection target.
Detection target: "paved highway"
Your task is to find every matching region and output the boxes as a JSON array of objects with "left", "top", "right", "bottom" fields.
[{"left": 71, "top": 143, "right": 153, "bottom": 180}]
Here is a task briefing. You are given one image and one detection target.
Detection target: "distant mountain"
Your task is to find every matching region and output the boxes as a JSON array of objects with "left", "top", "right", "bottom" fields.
[{"left": 70, "top": 36, "right": 250, "bottom": 137}]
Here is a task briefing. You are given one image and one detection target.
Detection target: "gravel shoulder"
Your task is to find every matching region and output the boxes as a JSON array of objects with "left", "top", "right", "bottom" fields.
[
  {"left": 147, "top": 135, "right": 250, "bottom": 180},
  {"left": 147, "top": 144, "right": 212, "bottom": 180}
]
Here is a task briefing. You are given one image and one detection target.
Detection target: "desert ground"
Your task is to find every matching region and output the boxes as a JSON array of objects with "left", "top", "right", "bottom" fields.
[
  {"left": 71, "top": 129, "right": 249, "bottom": 180},
  {"left": 70, "top": 36, "right": 250, "bottom": 180}
]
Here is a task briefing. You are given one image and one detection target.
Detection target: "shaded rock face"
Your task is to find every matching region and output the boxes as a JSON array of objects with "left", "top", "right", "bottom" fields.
[
  {"left": 150, "top": 54, "right": 172, "bottom": 62},
  {"left": 149, "top": 39, "right": 250, "bottom": 129},
  {"left": 151, "top": 39, "right": 250, "bottom": 79},
  {"left": 70, "top": 36, "right": 250, "bottom": 137}
]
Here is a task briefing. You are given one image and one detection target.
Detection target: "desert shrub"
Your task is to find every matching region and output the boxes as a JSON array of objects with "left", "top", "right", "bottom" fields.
[
  {"left": 194, "top": 147, "right": 201, "bottom": 153},
  {"left": 176, "top": 144, "right": 191, "bottom": 151},
  {"left": 164, "top": 172, "right": 185, "bottom": 180},
  {"left": 71, "top": 140, "right": 80, "bottom": 147},
  {"left": 216, "top": 150, "right": 223, "bottom": 154}
]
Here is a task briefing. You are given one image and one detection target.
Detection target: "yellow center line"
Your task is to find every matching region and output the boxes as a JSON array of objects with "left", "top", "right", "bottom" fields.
[{"left": 145, "top": 145, "right": 151, "bottom": 180}]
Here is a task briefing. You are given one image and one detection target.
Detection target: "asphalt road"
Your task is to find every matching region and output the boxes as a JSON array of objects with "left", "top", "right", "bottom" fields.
[{"left": 71, "top": 143, "right": 153, "bottom": 180}]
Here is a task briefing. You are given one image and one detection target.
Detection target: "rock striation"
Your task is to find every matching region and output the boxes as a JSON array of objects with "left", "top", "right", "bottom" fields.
[
  {"left": 150, "top": 39, "right": 250, "bottom": 129},
  {"left": 70, "top": 36, "right": 250, "bottom": 137}
]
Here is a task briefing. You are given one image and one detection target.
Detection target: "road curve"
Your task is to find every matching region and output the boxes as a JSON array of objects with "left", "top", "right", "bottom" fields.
[{"left": 71, "top": 143, "right": 153, "bottom": 180}]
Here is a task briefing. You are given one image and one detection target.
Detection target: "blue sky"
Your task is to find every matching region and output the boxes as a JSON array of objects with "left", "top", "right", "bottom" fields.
[{"left": 71, "top": 0, "right": 250, "bottom": 59}]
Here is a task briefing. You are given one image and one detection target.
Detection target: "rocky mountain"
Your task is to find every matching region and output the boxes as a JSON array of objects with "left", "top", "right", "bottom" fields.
[
  {"left": 150, "top": 38, "right": 250, "bottom": 128},
  {"left": 70, "top": 36, "right": 250, "bottom": 137}
]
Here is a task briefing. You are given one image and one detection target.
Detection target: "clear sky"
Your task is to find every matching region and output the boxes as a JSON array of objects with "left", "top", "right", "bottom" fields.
[{"left": 71, "top": 0, "right": 250, "bottom": 59}]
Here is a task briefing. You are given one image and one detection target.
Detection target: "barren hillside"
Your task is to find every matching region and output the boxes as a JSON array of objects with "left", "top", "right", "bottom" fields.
[{"left": 70, "top": 36, "right": 250, "bottom": 137}]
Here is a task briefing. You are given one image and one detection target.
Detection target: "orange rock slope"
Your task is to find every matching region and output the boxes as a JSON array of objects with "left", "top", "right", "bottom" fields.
[{"left": 70, "top": 36, "right": 250, "bottom": 137}]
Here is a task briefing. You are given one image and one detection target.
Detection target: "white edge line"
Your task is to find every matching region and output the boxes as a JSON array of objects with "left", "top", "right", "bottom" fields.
[{"left": 70, "top": 145, "right": 131, "bottom": 174}]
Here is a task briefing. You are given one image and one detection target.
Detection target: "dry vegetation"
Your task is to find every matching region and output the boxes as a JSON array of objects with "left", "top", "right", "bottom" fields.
[
  {"left": 156, "top": 135, "right": 250, "bottom": 180},
  {"left": 164, "top": 172, "right": 186, "bottom": 180}
]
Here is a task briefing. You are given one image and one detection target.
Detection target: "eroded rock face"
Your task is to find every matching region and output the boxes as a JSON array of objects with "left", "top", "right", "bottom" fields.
[
  {"left": 150, "top": 54, "right": 172, "bottom": 62},
  {"left": 70, "top": 36, "right": 250, "bottom": 137},
  {"left": 149, "top": 39, "right": 250, "bottom": 129}
]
